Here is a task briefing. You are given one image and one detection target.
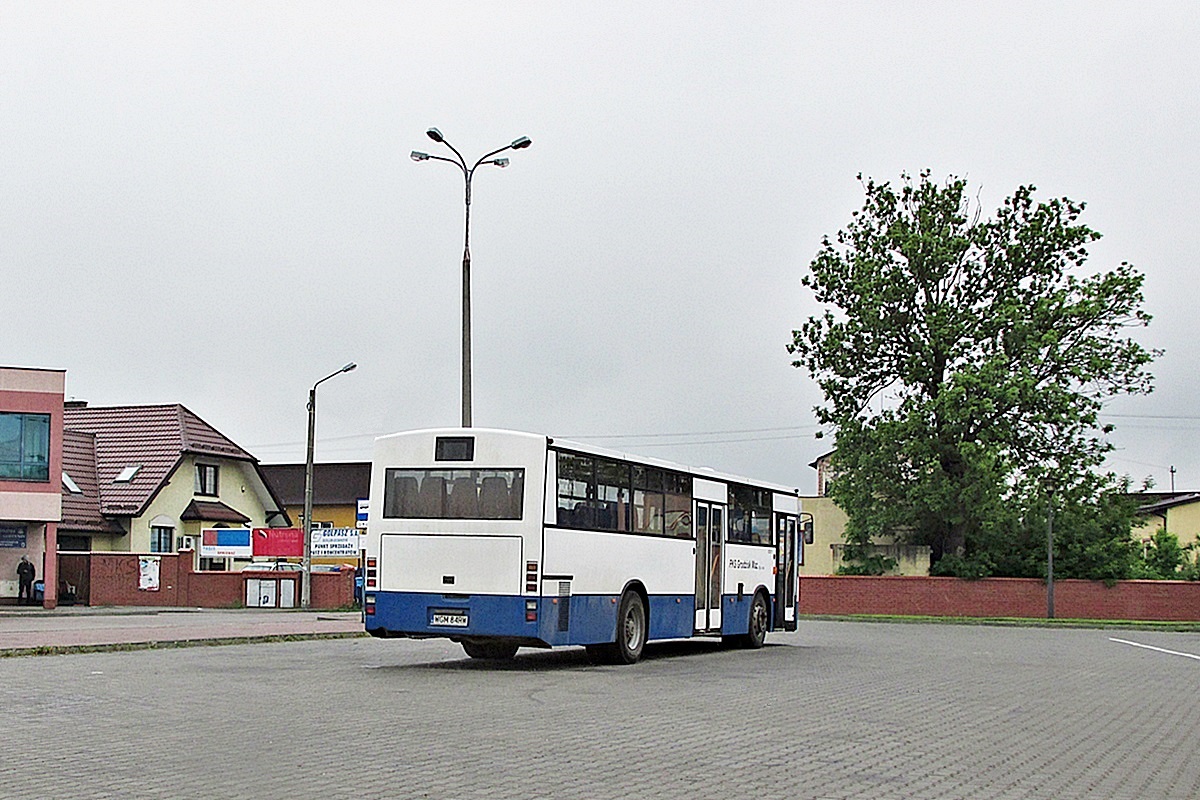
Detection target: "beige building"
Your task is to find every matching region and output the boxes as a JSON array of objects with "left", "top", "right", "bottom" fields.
[
  {"left": 801, "top": 450, "right": 930, "bottom": 576},
  {"left": 1133, "top": 493, "right": 1200, "bottom": 549}
]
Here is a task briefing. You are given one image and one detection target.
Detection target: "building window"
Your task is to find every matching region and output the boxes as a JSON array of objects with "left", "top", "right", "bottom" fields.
[
  {"left": 150, "top": 526, "right": 174, "bottom": 553},
  {"left": 195, "top": 464, "right": 219, "bottom": 496},
  {"left": 0, "top": 412, "right": 51, "bottom": 482}
]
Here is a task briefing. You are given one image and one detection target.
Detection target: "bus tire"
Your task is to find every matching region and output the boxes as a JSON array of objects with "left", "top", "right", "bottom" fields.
[
  {"left": 614, "top": 590, "right": 647, "bottom": 664},
  {"left": 742, "top": 591, "right": 769, "bottom": 649},
  {"left": 589, "top": 591, "right": 647, "bottom": 665},
  {"left": 461, "top": 639, "right": 519, "bottom": 660}
]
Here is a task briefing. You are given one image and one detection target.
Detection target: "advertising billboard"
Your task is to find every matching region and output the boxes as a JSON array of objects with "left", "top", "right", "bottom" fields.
[
  {"left": 253, "top": 527, "right": 304, "bottom": 558},
  {"left": 200, "top": 527, "right": 253, "bottom": 558}
]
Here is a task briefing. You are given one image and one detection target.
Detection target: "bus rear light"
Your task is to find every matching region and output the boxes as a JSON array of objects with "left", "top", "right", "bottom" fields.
[
  {"left": 367, "top": 557, "right": 377, "bottom": 568},
  {"left": 367, "top": 578, "right": 377, "bottom": 588},
  {"left": 365, "top": 594, "right": 376, "bottom": 615},
  {"left": 525, "top": 599, "right": 538, "bottom": 622},
  {"left": 525, "top": 561, "right": 538, "bottom": 593}
]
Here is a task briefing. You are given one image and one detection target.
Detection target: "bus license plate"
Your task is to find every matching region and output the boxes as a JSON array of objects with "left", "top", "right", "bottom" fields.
[{"left": 431, "top": 610, "right": 469, "bottom": 628}]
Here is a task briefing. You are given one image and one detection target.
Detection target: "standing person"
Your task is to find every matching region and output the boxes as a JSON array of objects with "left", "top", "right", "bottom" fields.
[{"left": 16, "top": 555, "right": 35, "bottom": 605}]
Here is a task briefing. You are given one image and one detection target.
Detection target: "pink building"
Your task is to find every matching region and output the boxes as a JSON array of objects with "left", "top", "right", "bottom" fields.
[{"left": 0, "top": 366, "right": 65, "bottom": 608}]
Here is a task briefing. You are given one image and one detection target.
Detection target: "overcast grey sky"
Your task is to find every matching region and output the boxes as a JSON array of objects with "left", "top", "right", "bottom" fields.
[{"left": 4, "top": 2, "right": 1197, "bottom": 492}]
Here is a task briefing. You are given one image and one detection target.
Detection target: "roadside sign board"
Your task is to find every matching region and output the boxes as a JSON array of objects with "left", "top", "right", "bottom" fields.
[
  {"left": 310, "top": 527, "right": 362, "bottom": 558},
  {"left": 200, "top": 527, "right": 253, "bottom": 558},
  {"left": 253, "top": 527, "right": 304, "bottom": 557}
]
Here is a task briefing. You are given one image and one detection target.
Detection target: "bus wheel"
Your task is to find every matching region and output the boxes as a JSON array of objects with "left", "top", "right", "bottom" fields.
[
  {"left": 615, "top": 591, "right": 647, "bottom": 664},
  {"left": 461, "top": 639, "right": 519, "bottom": 660},
  {"left": 587, "top": 591, "right": 647, "bottom": 665},
  {"left": 742, "top": 592, "right": 769, "bottom": 649}
]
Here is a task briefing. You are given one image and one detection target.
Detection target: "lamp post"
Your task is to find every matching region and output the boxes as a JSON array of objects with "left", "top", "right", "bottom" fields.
[
  {"left": 411, "top": 128, "right": 531, "bottom": 427},
  {"left": 1045, "top": 483, "right": 1056, "bottom": 620},
  {"left": 302, "top": 362, "right": 356, "bottom": 610}
]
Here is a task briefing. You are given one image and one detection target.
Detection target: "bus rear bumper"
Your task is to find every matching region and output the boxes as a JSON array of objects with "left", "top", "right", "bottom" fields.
[{"left": 365, "top": 591, "right": 546, "bottom": 643}]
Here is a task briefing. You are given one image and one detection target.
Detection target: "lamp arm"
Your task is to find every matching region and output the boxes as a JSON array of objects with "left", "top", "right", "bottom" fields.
[{"left": 472, "top": 144, "right": 514, "bottom": 172}]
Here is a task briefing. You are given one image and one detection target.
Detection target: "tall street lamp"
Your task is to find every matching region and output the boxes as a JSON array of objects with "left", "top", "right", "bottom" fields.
[
  {"left": 302, "top": 362, "right": 357, "bottom": 610},
  {"left": 412, "top": 127, "right": 532, "bottom": 427}
]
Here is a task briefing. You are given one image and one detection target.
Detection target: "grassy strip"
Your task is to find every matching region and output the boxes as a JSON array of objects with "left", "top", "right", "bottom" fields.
[
  {"left": 0, "top": 630, "right": 368, "bottom": 659},
  {"left": 801, "top": 613, "right": 1200, "bottom": 632}
]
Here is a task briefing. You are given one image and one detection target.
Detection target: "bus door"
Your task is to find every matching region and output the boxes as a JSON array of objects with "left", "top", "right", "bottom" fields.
[
  {"left": 694, "top": 502, "right": 725, "bottom": 632},
  {"left": 775, "top": 514, "right": 798, "bottom": 631}
]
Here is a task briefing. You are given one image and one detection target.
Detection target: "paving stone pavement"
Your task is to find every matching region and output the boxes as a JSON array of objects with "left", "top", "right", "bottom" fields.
[{"left": 2, "top": 619, "right": 1198, "bottom": 800}]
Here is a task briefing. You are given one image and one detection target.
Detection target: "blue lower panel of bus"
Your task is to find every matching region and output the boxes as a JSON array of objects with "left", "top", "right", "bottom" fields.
[
  {"left": 721, "top": 593, "right": 774, "bottom": 636},
  {"left": 366, "top": 591, "right": 698, "bottom": 647}
]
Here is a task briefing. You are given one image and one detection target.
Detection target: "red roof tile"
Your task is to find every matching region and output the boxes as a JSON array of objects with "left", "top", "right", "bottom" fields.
[
  {"left": 60, "top": 430, "right": 122, "bottom": 534},
  {"left": 180, "top": 499, "right": 251, "bottom": 524},
  {"left": 63, "top": 404, "right": 256, "bottom": 518}
]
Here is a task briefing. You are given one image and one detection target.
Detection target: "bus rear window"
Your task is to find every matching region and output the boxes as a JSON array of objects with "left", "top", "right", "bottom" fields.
[{"left": 383, "top": 468, "right": 524, "bottom": 520}]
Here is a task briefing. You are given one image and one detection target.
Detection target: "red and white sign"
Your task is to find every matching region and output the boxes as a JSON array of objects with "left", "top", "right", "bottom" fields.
[{"left": 252, "top": 527, "right": 304, "bottom": 558}]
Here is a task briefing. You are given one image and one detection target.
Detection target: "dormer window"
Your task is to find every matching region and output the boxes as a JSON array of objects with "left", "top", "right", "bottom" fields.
[
  {"left": 195, "top": 463, "right": 219, "bottom": 497},
  {"left": 62, "top": 472, "right": 82, "bottom": 494},
  {"left": 114, "top": 465, "right": 141, "bottom": 483}
]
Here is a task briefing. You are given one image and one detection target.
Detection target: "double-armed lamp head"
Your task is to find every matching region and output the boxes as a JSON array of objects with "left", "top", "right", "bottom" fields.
[{"left": 416, "top": 128, "right": 532, "bottom": 162}]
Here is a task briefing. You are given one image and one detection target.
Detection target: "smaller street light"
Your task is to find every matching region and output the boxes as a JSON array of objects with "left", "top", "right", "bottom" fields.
[
  {"left": 1042, "top": 478, "right": 1057, "bottom": 620},
  {"left": 302, "top": 362, "right": 357, "bottom": 610}
]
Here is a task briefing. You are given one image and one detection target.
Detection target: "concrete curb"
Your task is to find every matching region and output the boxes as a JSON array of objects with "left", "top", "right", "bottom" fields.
[{"left": 0, "top": 629, "right": 368, "bottom": 658}]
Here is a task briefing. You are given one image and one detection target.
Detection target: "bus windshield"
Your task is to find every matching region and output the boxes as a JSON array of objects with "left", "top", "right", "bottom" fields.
[{"left": 382, "top": 468, "right": 524, "bottom": 520}]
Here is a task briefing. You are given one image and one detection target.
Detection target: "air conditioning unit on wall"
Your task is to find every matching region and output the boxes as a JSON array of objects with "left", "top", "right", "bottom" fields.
[{"left": 179, "top": 535, "right": 196, "bottom": 551}]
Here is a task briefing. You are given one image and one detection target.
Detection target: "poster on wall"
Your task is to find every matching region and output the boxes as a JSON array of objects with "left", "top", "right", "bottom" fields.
[
  {"left": 0, "top": 524, "right": 27, "bottom": 548},
  {"left": 138, "top": 556, "right": 160, "bottom": 591},
  {"left": 200, "top": 528, "right": 253, "bottom": 558}
]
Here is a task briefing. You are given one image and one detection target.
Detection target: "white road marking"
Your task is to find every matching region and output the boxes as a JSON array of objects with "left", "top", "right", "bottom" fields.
[{"left": 1109, "top": 637, "right": 1200, "bottom": 661}]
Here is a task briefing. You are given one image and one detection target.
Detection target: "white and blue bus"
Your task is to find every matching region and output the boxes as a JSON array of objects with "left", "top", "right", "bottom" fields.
[{"left": 363, "top": 428, "right": 802, "bottom": 664}]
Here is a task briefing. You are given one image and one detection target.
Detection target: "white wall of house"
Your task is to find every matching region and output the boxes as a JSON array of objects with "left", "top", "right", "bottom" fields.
[{"left": 133, "top": 455, "right": 273, "bottom": 552}]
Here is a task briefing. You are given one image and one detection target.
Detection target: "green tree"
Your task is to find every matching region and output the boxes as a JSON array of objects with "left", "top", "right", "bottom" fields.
[
  {"left": 791, "top": 171, "right": 1158, "bottom": 575},
  {"left": 1132, "top": 530, "right": 1190, "bottom": 579}
]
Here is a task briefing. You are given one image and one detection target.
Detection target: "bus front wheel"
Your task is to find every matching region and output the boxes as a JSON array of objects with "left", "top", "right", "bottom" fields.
[
  {"left": 461, "top": 639, "right": 519, "bottom": 660},
  {"left": 743, "top": 592, "right": 769, "bottom": 649}
]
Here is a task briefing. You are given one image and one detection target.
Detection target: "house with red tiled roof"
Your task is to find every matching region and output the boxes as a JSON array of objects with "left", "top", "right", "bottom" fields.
[{"left": 60, "top": 403, "right": 290, "bottom": 569}]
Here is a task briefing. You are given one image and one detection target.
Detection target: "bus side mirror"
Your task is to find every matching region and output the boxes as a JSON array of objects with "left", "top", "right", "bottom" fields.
[{"left": 802, "top": 521, "right": 814, "bottom": 545}]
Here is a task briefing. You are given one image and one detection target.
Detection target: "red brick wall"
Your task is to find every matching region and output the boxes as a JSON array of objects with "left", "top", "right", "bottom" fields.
[
  {"left": 312, "top": 570, "right": 355, "bottom": 609},
  {"left": 799, "top": 575, "right": 1200, "bottom": 621},
  {"left": 183, "top": 570, "right": 248, "bottom": 608},
  {"left": 82, "top": 551, "right": 354, "bottom": 609},
  {"left": 88, "top": 553, "right": 185, "bottom": 606}
]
